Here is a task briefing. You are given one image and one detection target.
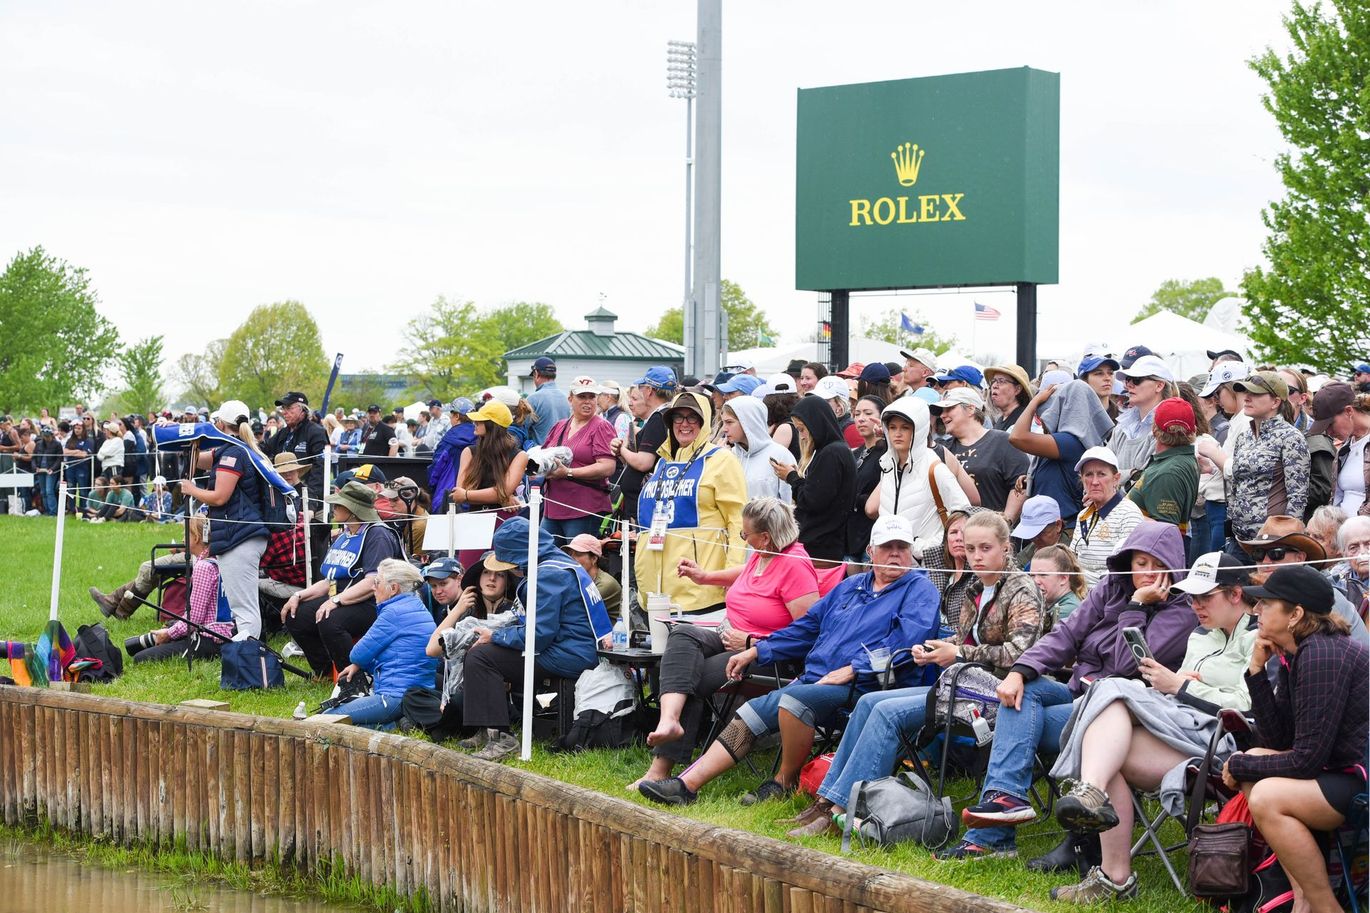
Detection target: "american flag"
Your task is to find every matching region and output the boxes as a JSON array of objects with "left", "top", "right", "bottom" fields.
[{"left": 974, "top": 302, "right": 1001, "bottom": 321}]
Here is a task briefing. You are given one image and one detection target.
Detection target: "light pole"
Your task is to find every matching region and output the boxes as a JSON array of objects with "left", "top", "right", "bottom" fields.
[{"left": 666, "top": 40, "right": 696, "bottom": 367}]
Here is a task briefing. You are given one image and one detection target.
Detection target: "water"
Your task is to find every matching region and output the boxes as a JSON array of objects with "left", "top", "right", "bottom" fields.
[{"left": 1, "top": 840, "right": 359, "bottom": 913}]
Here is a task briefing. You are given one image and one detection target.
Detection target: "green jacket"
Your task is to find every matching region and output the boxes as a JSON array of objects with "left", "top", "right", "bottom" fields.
[
  {"left": 1128, "top": 443, "right": 1199, "bottom": 532},
  {"left": 1176, "top": 616, "right": 1258, "bottom": 714}
]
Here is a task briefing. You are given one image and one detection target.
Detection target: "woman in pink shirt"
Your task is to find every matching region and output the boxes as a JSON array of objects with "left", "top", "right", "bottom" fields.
[
  {"left": 628, "top": 497, "right": 820, "bottom": 789},
  {"left": 540, "top": 375, "right": 617, "bottom": 545},
  {"left": 125, "top": 517, "right": 235, "bottom": 662}
]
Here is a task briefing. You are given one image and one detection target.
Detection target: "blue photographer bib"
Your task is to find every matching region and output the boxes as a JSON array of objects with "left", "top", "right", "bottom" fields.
[
  {"left": 637, "top": 451, "right": 711, "bottom": 530},
  {"left": 321, "top": 527, "right": 366, "bottom": 584}
]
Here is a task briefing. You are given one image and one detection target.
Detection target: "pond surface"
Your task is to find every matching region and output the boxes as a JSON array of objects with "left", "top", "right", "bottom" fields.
[{"left": 3, "top": 840, "right": 360, "bottom": 913}]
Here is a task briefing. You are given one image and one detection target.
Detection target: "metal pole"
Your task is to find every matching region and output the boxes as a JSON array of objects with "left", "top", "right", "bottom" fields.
[
  {"left": 519, "top": 483, "right": 543, "bottom": 761},
  {"left": 829, "top": 290, "right": 851, "bottom": 372},
  {"left": 1015, "top": 283, "right": 1038, "bottom": 373},
  {"left": 48, "top": 480, "right": 67, "bottom": 622},
  {"left": 693, "top": 0, "right": 722, "bottom": 378},
  {"left": 683, "top": 92, "right": 694, "bottom": 368}
]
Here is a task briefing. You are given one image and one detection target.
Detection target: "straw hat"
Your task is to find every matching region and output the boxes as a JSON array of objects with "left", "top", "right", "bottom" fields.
[
  {"left": 983, "top": 364, "right": 1036, "bottom": 401},
  {"left": 272, "top": 451, "right": 311, "bottom": 477}
]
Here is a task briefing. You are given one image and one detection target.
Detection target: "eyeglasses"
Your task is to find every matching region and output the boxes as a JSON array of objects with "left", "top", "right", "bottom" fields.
[
  {"left": 988, "top": 378, "right": 1018, "bottom": 388},
  {"left": 1257, "top": 547, "right": 1291, "bottom": 562},
  {"left": 671, "top": 413, "right": 703, "bottom": 425}
]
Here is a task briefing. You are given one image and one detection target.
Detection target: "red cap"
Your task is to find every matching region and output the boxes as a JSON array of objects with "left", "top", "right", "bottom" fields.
[
  {"left": 836, "top": 362, "right": 865, "bottom": 379},
  {"left": 1153, "top": 397, "right": 1196, "bottom": 435}
]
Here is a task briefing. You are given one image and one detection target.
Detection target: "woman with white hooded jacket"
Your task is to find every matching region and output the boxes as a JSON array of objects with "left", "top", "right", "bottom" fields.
[
  {"left": 721, "top": 396, "right": 794, "bottom": 504},
  {"left": 865, "top": 397, "right": 971, "bottom": 560}
]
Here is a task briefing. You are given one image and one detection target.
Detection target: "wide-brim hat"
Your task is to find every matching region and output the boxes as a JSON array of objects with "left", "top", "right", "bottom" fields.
[
  {"left": 1237, "top": 515, "right": 1326, "bottom": 562},
  {"left": 983, "top": 365, "right": 1035, "bottom": 402},
  {"left": 272, "top": 451, "right": 311, "bottom": 477},
  {"left": 325, "top": 480, "right": 380, "bottom": 522}
]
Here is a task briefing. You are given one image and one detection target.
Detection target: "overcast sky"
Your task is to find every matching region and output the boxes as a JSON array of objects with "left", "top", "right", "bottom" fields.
[{"left": 1, "top": 1, "right": 1292, "bottom": 381}]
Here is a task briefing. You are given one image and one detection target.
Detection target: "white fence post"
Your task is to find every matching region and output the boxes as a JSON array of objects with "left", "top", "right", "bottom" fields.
[{"left": 519, "top": 482, "right": 543, "bottom": 761}]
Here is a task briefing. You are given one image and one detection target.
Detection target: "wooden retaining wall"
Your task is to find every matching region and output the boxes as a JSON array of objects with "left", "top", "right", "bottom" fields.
[{"left": 0, "top": 688, "right": 1025, "bottom": 913}]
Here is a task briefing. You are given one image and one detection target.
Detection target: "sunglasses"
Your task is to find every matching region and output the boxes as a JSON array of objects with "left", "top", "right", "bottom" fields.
[{"left": 1257, "top": 547, "right": 1292, "bottom": 562}]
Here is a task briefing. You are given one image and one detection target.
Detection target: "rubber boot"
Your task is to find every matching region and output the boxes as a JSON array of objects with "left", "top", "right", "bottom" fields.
[
  {"left": 113, "top": 580, "right": 153, "bottom": 620},
  {"left": 89, "top": 584, "right": 128, "bottom": 618},
  {"left": 1025, "top": 830, "right": 1101, "bottom": 876}
]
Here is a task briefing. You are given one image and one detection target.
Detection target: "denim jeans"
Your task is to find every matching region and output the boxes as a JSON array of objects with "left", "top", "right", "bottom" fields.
[
  {"left": 341, "top": 692, "right": 405, "bottom": 729},
  {"left": 816, "top": 686, "right": 930, "bottom": 807},
  {"left": 540, "top": 515, "right": 600, "bottom": 547},
  {"left": 736, "top": 681, "right": 852, "bottom": 735},
  {"left": 37, "top": 472, "right": 58, "bottom": 515},
  {"left": 963, "top": 675, "right": 1075, "bottom": 850},
  {"left": 1206, "top": 501, "right": 1228, "bottom": 554}
]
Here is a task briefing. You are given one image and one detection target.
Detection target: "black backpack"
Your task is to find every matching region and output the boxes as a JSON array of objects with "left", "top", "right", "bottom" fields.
[{"left": 72, "top": 623, "right": 123, "bottom": 682}]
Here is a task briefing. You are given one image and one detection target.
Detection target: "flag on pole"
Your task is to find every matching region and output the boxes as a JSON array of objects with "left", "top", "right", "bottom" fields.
[
  {"left": 899, "top": 312, "right": 925, "bottom": 335},
  {"left": 974, "top": 302, "right": 1001, "bottom": 321}
]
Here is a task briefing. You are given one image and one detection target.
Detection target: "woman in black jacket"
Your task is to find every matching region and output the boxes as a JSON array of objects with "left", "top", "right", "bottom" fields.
[
  {"left": 774, "top": 393, "right": 856, "bottom": 563},
  {"left": 847, "top": 395, "right": 887, "bottom": 561}
]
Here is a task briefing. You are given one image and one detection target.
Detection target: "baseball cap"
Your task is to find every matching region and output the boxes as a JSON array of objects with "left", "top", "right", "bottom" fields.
[
  {"left": 335, "top": 463, "right": 387, "bottom": 488},
  {"left": 1120, "top": 345, "right": 1155, "bottom": 370},
  {"left": 764, "top": 373, "right": 797, "bottom": 394},
  {"left": 718, "top": 374, "right": 764, "bottom": 396},
  {"left": 529, "top": 356, "right": 557, "bottom": 377},
  {"left": 912, "top": 386, "right": 941, "bottom": 405},
  {"left": 1355, "top": 362, "right": 1370, "bottom": 374},
  {"left": 1153, "top": 397, "right": 1197, "bottom": 435},
  {"left": 486, "top": 386, "right": 520, "bottom": 408},
  {"left": 869, "top": 515, "right": 915, "bottom": 546},
  {"left": 1309, "top": 382, "right": 1355, "bottom": 435},
  {"left": 466, "top": 400, "right": 513, "bottom": 428},
  {"left": 598, "top": 379, "right": 622, "bottom": 396},
  {"left": 722, "top": 357, "right": 756, "bottom": 373},
  {"left": 1199, "top": 360, "right": 1249, "bottom": 397},
  {"left": 212, "top": 400, "right": 251, "bottom": 424},
  {"left": 1077, "top": 354, "right": 1120, "bottom": 377},
  {"left": 635, "top": 366, "right": 678, "bottom": 390},
  {"left": 1232, "top": 370, "right": 1289, "bottom": 400},
  {"left": 813, "top": 376, "right": 850, "bottom": 401},
  {"left": 1117, "top": 355, "right": 1176, "bottom": 383},
  {"left": 565, "top": 534, "right": 603, "bottom": 557},
  {"left": 1041, "top": 369, "right": 1075, "bottom": 389},
  {"left": 858, "top": 363, "right": 892, "bottom": 384},
  {"left": 275, "top": 391, "right": 309, "bottom": 408},
  {"left": 940, "top": 364, "right": 984, "bottom": 387},
  {"left": 1012, "top": 495, "right": 1063, "bottom": 539},
  {"left": 702, "top": 370, "right": 735, "bottom": 392},
  {"left": 422, "top": 557, "right": 465, "bottom": 580},
  {"left": 928, "top": 387, "right": 985, "bottom": 414},
  {"left": 835, "top": 362, "right": 865, "bottom": 379},
  {"left": 367, "top": 404, "right": 382, "bottom": 413},
  {"left": 569, "top": 375, "right": 598, "bottom": 396},
  {"left": 899, "top": 348, "right": 939, "bottom": 372},
  {"left": 447, "top": 397, "right": 475, "bottom": 416},
  {"left": 342, "top": 413, "right": 358, "bottom": 424},
  {"left": 426, "top": 398, "right": 442, "bottom": 408},
  {"left": 1244, "top": 565, "right": 1334, "bottom": 614},
  {"left": 1171, "top": 552, "right": 1251, "bottom": 596},
  {"left": 1074, "top": 445, "right": 1121, "bottom": 473},
  {"left": 1206, "top": 349, "right": 1244, "bottom": 362}
]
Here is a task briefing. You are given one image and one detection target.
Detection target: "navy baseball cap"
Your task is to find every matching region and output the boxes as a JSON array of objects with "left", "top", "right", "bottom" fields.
[
  {"left": 1078, "top": 354, "right": 1121, "bottom": 377},
  {"left": 1120, "top": 345, "right": 1155, "bottom": 370},
  {"left": 530, "top": 356, "right": 557, "bottom": 377},
  {"left": 426, "top": 398, "right": 442, "bottom": 408},
  {"left": 335, "top": 464, "right": 387, "bottom": 488},
  {"left": 422, "top": 557, "right": 465, "bottom": 581},
  {"left": 635, "top": 366, "right": 678, "bottom": 390},
  {"left": 858, "top": 362, "right": 891, "bottom": 383},
  {"left": 702, "top": 370, "right": 735, "bottom": 392}
]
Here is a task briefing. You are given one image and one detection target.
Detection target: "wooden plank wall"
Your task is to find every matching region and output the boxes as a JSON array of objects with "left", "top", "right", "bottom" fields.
[{"left": 0, "top": 689, "right": 1026, "bottom": 913}]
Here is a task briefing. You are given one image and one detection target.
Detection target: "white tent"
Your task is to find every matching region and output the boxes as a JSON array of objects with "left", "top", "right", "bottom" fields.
[
  {"left": 1123, "top": 311, "right": 1251, "bottom": 379},
  {"left": 402, "top": 400, "right": 429, "bottom": 421},
  {"left": 726, "top": 336, "right": 924, "bottom": 375}
]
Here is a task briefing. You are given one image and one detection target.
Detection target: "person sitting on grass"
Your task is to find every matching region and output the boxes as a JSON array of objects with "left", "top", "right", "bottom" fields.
[
  {"left": 123, "top": 516, "right": 234, "bottom": 663},
  {"left": 332, "top": 558, "right": 438, "bottom": 730},
  {"left": 637, "top": 514, "right": 941, "bottom": 808},
  {"left": 937, "top": 520, "right": 1196, "bottom": 865},
  {"left": 1043, "top": 552, "right": 1257, "bottom": 903},
  {"left": 786, "top": 510, "right": 1048, "bottom": 837},
  {"left": 86, "top": 478, "right": 135, "bottom": 523}
]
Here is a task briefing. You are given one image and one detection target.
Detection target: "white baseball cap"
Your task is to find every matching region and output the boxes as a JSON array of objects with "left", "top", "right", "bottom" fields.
[
  {"left": 765, "top": 373, "right": 797, "bottom": 394},
  {"left": 1116, "top": 355, "right": 1176, "bottom": 383},
  {"left": 899, "top": 347, "right": 940, "bottom": 372},
  {"left": 1199, "top": 361, "right": 1249, "bottom": 397},
  {"left": 212, "top": 400, "right": 251, "bottom": 425},
  {"left": 869, "top": 515, "right": 915, "bottom": 546},
  {"left": 1073, "top": 445, "right": 1120, "bottom": 473},
  {"left": 928, "top": 387, "right": 985, "bottom": 413},
  {"left": 568, "top": 375, "right": 598, "bottom": 395},
  {"left": 723, "top": 357, "right": 755, "bottom": 372},
  {"left": 813, "top": 376, "right": 850, "bottom": 401}
]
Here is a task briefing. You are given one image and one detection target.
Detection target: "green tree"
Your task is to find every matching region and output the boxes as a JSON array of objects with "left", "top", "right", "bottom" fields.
[
  {"left": 172, "top": 340, "right": 226, "bottom": 408},
  {"left": 1131, "top": 277, "right": 1234, "bottom": 324},
  {"left": 119, "top": 335, "right": 164, "bottom": 415},
  {"left": 478, "top": 301, "right": 564, "bottom": 356},
  {"left": 390, "top": 296, "right": 504, "bottom": 398},
  {"left": 1241, "top": 0, "right": 1370, "bottom": 369},
  {"left": 0, "top": 246, "right": 120, "bottom": 412},
  {"left": 645, "top": 279, "right": 777, "bottom": 348},
  {"left": 220, "top": 301, "right": 329, "bottom": 410},
  {"left": 860, "top": 308, "right": 958, "bottom": 356}
]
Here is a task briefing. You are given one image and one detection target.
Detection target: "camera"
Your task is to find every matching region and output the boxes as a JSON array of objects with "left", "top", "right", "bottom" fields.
[{"left": 124, "top": 632, "right": 158, "bottom": 656}]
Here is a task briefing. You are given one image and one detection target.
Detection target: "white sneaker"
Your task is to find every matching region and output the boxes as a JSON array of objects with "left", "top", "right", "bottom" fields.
[{"left": 281, "top": 641, "right": 305, "bottom": 659}]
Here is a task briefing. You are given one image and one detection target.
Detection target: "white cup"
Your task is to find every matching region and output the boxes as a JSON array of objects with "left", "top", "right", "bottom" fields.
[
  {"left": 868, "top": 647, "right": 891, "bottom": 672},
  {"left": 645, "top": 592, "right": 680, "bottom": 653}
]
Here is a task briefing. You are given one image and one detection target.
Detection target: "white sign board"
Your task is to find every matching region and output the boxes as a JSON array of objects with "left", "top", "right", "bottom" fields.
[{"left": 421, "top": 511, "right": 499, "bottom": 553}]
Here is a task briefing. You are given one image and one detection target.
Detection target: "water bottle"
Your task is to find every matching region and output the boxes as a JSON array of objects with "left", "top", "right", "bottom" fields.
[{"left": 611, "top": 619, "right": 628, "bottom": 652}]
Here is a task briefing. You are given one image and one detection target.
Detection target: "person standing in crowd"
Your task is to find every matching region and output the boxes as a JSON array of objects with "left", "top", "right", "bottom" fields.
[
  {"left": 1198, "top": 371, "right": 1310, "bottom": 556},
  {"left": 1126, "top": 397, "right": 1200, "bottom": 532},
  {"left": 1109, "top": 354, "right": 1175, "bottom": 483},
  {"left": 525, "top": 356, "right": 570, "bottom": 445},
  {"left": 1077, "top": 351, "right": 1122, "bottom": 421},
  {"left": 761, "top": 375, "right": 802, "bottom": 459},
  {"left": 1276, "top": 367, "right": 1313, "bottom": 432},
  {"left": 1336, "top": 392, "right": 1370, "bottom": 516},
  {"left": 1068, "top": 446, "right": 1143, "bottom": 586},
  {"left": 636, "top": 391, "right": 746, "bottom": 613},
  {"left": 937, "top": 387, "right": 1028, "bottom": 512},
  {"left": 901, "top": 348, "right": 939, "bottom": 394},
  {"left": 807, "top": 375, "right": 860, "bottom": 449},
  {"left": 780, "top": 392, "right": 857, "bottom": 564},
  {"left": 1012, "top": 495, "right": 1065, "bottom": 568},
  {"left": 1305, "top": 381, "right": 1354, "bottom": 517},
  {"left": 984, "top": 364, "right": 1035, "bottom": 431},
  {"left": 96, "top": 420, "right": 125, "bottom": 483},
  {"left": 611, "top": 366, "right": 676, "bottom": 523},
  {"left": 361, "top": 404, "right": 397, "bottom": 457},
  {"left": 60, "top": 419, "right": 93, "bottom": 514},
  {"left": 597, "top": 380, "right": 632, "bottom": 441},
  {"left": 421, "top": 399, "right": 449, "bottom": 452},
  {"left": 1009, "top": 380, "right": 1115, "bottom": 533},
  {"left": 429, "top": 399, "right": 475, "bottom": 511},
  {"left": 798, "top": 362, "right": 827, "bottom": 393},
  {"left": 32, "top": 427, "right": 63, "bottom": 515},
  {"left": 335, "top": 413, "right": 362, "bottom": 463},
  {"left": 281, "top": 481, "right": 405, "bottom": 676},
  {"left": 177, "top": 400, "right": 271, "bottom": 641},
  {"left": 265, "top": 391, "right": 330, "bottom": 574},
  {"left": 847, "top": 395, "right": 887, "bottom": 563},
  {"left": 856, "top": 363, "right": 893, "bottom": 405},
  {"left": 540, "top": 376, "right": 616, "bottom": 545},
  {"left": 450, "top": 399, "right": 529, "bottom": 565},
  {"left": 1028, "top": 544, "right": 1086, "bottom": 622},
  {"left": 720, "top": 396, "right": 793, "bottom": 502}
]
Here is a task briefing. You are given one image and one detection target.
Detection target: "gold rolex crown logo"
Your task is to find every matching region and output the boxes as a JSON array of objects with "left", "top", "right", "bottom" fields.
[{"left": 890, "top": 142, "right": 925, "bottom": 187}]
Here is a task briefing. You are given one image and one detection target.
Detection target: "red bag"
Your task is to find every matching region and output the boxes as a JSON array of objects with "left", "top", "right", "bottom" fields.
[{"left": 798, "top": 752, "right": 834, "bottom": 796}]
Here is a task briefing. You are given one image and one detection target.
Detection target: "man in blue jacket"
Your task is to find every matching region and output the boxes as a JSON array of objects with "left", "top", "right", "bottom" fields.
[
  {"left": 639, "top": 515, "right": 941, "bottom": 806},
  {"left": 460, "top": 516, "right": 606, "bottom": 761}
]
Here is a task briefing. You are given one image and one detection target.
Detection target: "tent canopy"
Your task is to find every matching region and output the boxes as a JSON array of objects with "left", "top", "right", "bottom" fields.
[{"left": 1125, "top": 311, "right": 1251, "bottom": 379}]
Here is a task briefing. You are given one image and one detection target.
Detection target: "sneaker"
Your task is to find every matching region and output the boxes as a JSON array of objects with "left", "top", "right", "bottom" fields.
[
  {"left": 1055, "top": 781, "right": 1119, "bottom": 834},
  {"left": 457, "top": 730, "right": 490, "bottom": 751},
  {"left": 281, "top": 641, "right": 305, "bottom": 659},
  {"left": 638, "top": 777, "right": 698, "bottom": 807},
  {"left": 1050, "top": 866, "right": 1139, "bottom": 903},
  {"left": 471, "top": 731, "right": 520, "bottom": 762},
  {"left": 934, "top": 838, "right": 1017, "bottom": 861},
  {"left": 739, "top": 779, "right": 790, "bottom": 806},
  {"left": 960, "top": 790, "right": 1037, "bottom": 827}
]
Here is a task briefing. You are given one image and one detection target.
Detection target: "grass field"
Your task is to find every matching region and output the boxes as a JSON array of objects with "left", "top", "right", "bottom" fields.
[{"left": 1, "top": 515, "right": 1207, "bottom": 913}]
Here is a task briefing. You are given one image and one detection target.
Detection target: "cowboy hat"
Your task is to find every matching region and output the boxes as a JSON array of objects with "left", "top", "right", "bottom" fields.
[{"left": 1237, "top": 515, "right": 1326, "bottom": 562}]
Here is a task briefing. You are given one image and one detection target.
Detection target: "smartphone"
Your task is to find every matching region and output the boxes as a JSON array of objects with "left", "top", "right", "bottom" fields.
[{"left": 1122, "top": 626, "right": 1153, "bottom": 666}]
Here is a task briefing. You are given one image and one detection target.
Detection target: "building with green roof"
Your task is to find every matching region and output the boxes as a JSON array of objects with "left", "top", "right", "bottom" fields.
[{"left": 503, "top": 307, "right": 685, "bottom": 393}]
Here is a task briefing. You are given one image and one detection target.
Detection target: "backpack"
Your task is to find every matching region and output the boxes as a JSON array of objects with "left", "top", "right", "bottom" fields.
[
  {"left": 839, "top": 772, "right": 958, "bottom": 851},
  {"left": 220, "top": 638, "right": 284, "bottom": 690},
  {"left": 555, "top": 660, "right": 637, "bottom": 751},
  {"left": 72, "top": 623, "right": 123, "bottom": 682}
]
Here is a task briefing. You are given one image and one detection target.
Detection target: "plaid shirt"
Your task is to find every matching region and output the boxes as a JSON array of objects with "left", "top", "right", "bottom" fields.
[
  {"left": 1230, "top": 633, "right": 1368, "bottom": 781},
  {"left": 261, "top": 516, "right": 307, "bottom": 586}
]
